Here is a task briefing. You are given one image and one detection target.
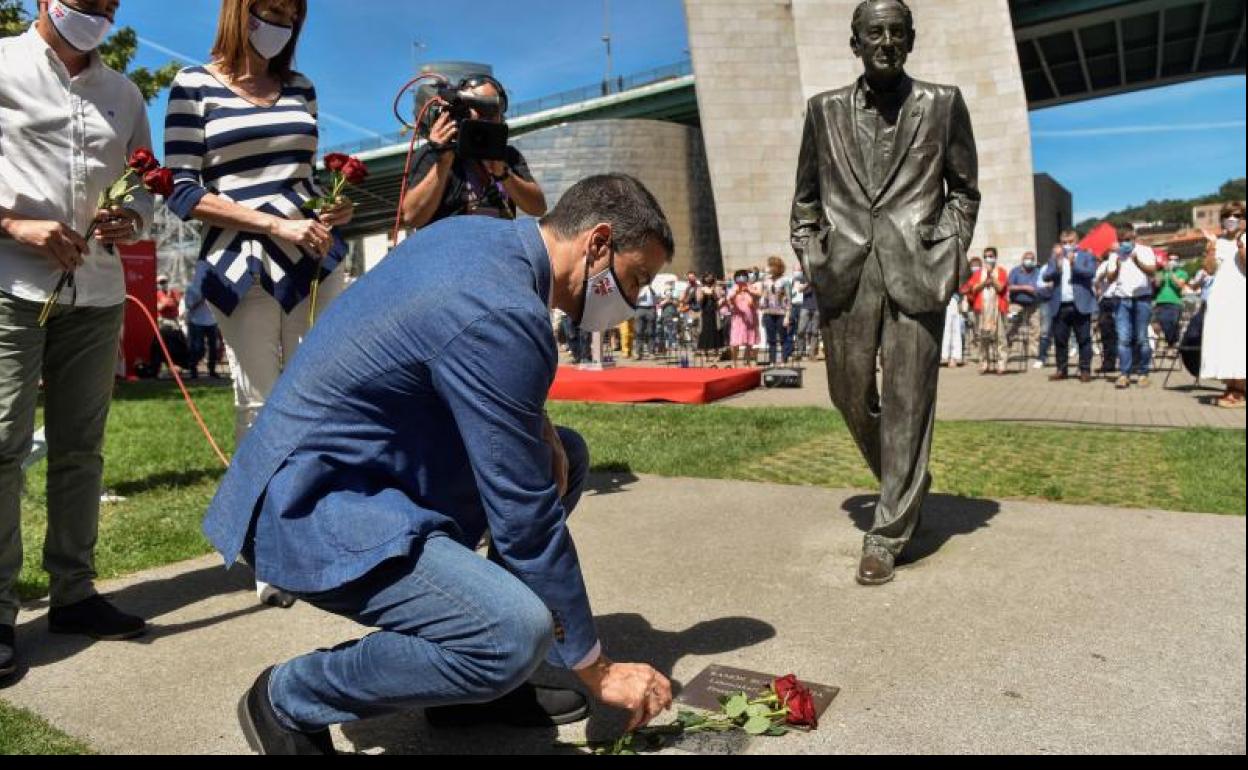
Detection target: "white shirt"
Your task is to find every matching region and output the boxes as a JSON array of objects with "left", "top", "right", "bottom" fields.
[
  {"left": 0, "top": 25, "right": 154, "bottom": 307},
  {"left": 1059, "top": 258, "right": 1075, "bottom": 303},
  {"left": 1107, "top": 244, "right": 1157, "bottom": 299},
  {"left": 1095, "top": 260, "right": 1128, "bottom": 299}
]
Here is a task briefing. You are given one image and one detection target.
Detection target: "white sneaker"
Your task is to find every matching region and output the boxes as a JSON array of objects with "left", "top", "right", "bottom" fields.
[
  {"left": 1032, "top": 360, "right": 1043, "bottom": 369},
  {"left": 256, "top": 581, "right": 296, "bottom": 609}
]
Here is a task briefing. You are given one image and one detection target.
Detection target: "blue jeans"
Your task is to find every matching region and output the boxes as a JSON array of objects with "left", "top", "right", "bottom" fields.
[
  {"left": 762, "top": 314, "right": 787, "bottom": 365},
  {"left": 187, "top": 323, "right": 219, "bottom": 376},
  {"left": 1155, "top": 303, "right": 1182, "bottom": 347},
  {"left": 268, "top": 427, "right": 590, "bottom": 731},
  {"left": 1115, "top": 297, "right": 1153, "bottom": 376}
]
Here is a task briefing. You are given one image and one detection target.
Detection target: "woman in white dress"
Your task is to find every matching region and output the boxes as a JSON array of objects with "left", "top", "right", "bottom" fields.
[{"left": 1200, "top": 202, "right": 1246, "bottom": 408}]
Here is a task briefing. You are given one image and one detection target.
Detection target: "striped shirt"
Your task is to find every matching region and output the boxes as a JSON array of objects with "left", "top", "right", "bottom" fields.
[{"left": 163, "top": 66, "right": 344, "bottom": 315}]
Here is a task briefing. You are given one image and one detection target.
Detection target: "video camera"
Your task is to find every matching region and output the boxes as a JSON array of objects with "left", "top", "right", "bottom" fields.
[{"left": 420, "top": 76, "right": 510, "bottom": 162}]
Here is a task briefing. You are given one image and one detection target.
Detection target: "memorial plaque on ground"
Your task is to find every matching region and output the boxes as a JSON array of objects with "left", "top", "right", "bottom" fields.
[{"left": 678, "top": 664, "right": 839, "bottom": 719}]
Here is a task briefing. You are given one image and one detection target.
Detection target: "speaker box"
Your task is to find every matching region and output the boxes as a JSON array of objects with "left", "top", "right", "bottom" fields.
[{"left": 762, "top": 367, "right": 803, "bottom": 388}]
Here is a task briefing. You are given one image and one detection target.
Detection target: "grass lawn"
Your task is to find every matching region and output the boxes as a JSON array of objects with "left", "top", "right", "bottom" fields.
[
  {"left": 13, "top": 382, "right": 1243, "bottom": 602},
  {"left": 0, "top": 701, "right": 92, "bottom": 755}
]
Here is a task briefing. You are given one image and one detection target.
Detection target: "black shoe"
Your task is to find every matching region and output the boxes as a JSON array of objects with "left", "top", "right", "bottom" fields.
[
  {"left": 425, "top": 682, "right": 591, "bottom": 728},
  {"left": 238, "top": 667, "right": 336, "bottom": 755},
  {"left": 0, "top": 625, "right": 14, "bottom": 678},
  {"left": 47, "top": 595, "right": 146, "bottom": 641}
]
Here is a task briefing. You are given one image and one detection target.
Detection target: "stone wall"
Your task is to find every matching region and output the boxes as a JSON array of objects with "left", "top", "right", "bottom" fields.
[
  {"left": 686, "top": 0, "right": 1039, "bottom": 271},
  {"left": 512, "top": 119, "right": 723, "bottom": 276},
  {"left": 1033, "top": 173, "right": 1073, "bottom": 261}
]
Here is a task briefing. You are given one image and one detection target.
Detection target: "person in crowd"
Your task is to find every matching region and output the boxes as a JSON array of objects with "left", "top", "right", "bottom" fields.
[
  {"left": 208, "top": 175, "right": 675, "bottom": 754},
  {"left": 164, "top": 0, "right": 354, "bottom": 608},
  {"left": 658, "top": 282, "right": 680, "bottom": 353},
  {"left": 696, "top": 271, "right": 724, "bottom": 361},
  {"left": 1042, "top": 229, "right": 1098, "bottom": 383},
  {"left": 1105, "top": 224, "right": 1158, "bottom": 389},
  {"left": 1188, "top": 266, "right": 1215, "bottom": 303},
  {"left": 679, "top": 270, "right": 700, "bottom": 344},
  {"left": 1094, "top": 246, "right": 1122, "bottom": 377},
  {"left": 2, "top": 0, "right": 154, "bottom": 677},
  {"left": 788, "top": 263, "right": 808, "bottom": 359},
  {"left": 149, "top": 274, "right": 190, "bottom": 379},
  {"left": 1200, "top": 202, "right": 1246, "bottom": 408},
  {"left": 633, "top": 281, "right": 657, "bottom": 359},
  {"left": 759, "top": 256, "right": 792, "bottom": 366},
  {"left": 962, "top": 254, "right": 981, "bottom": 360},
  {"left": 796, "top": 267, "right": 821, "bottom": 360},
  {"left": 1034, "top": 245, "right": 1058, "bottom": 368},
  {"left": 940, "top": 293, "right": 964, "bottom": 367},
  {"left": 961, "top": 247, "right": 1009, "bottom": 374},
  {"left": 399, "top": 76, "right": 545, "bottom": 228},
  {"left": 727, "top": 269, "right": 760, "bottom": 368},
  {"left": 1006, "top": 251, "right": 1043, "bottom": 365},
  {"left": 184, "top": 278, "right": 221, "bottom": 379},
  {"left": 1152, "top": 253, "right": 1189, "bottom": 348}
]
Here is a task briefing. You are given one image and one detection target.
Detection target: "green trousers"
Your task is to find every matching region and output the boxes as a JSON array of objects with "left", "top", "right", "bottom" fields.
[{"left": 0, "top": 291, "right": 123, "bottom": 627}]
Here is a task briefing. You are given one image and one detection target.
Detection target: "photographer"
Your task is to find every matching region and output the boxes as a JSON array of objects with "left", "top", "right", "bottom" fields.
[{"left": 400, "top": 76, "right": 546, "bottom": 228}]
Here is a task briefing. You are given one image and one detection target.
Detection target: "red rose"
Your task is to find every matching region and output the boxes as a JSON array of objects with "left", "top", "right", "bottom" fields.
[
  {"left": 323, "top": 153, "right": 350, "bottom": 173},
  {"left": 773, "top": 674, "right": 818, "bottom": 729},
  {"left": 129, "top": 147, "right": 159, "bottom": 174},
  {"left": 342, "top": 157, "right": 369, "bottom": 185},
  {"left": 143, "top": 167, "right": 175, "bottom": 198}
]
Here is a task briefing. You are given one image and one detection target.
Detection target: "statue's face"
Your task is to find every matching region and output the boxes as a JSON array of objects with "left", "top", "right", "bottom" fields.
[{"left": 851, "top": 1, "right": 914, "bottom": 80}]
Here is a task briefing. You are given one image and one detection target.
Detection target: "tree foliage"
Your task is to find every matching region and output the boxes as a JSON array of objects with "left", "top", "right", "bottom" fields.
[
  {"left": 0, "top": 1, "right": 180, "bottom": 103},
  {"left": 1075, "top": 178, "right": 1247, "bottom": 234}
]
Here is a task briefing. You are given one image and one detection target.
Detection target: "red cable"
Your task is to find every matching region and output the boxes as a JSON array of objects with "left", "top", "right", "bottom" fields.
[
  {"left": 389, "top": 74, "right": 448, "bottom": 246},
  {"left": 125, "top": 294, "right": 231, "bottom": 469}
]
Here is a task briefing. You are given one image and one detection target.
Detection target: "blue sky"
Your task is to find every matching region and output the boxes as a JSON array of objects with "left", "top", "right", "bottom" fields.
[{"left": 29, "top": 0, "right": 1244, "bottom": 221}]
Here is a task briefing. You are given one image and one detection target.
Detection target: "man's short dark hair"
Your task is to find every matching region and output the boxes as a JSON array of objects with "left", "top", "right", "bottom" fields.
[
  {"left": 852, "top": 0, "right": 914, "bottom": 37},
  {"left": 540, "top": 174, "right": 674, "bottom": 260},
  {"left": 1060, "top": 228, "right": 1079, "bottom": 240},
  {"left": 1116, "top": 223, "right": 1136, "bottom": 238},
  {"left": 984, "top": 246, "right": 998, "bottom": 258}
]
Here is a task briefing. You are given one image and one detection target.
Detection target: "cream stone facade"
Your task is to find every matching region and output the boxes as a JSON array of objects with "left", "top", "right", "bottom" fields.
[{"left": 685, "top": 0, "right": 1039, "bottom": 273}]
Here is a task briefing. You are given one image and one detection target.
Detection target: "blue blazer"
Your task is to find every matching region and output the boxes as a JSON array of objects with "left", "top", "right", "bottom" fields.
[
  {"left": 1042, "top": 250, "right": 1098, "bottom": 316},
  {"left": 202, "top": 217, "right": 598, "bottom": 669}
]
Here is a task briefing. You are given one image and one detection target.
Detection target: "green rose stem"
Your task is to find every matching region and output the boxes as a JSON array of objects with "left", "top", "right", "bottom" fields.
[
  {"left": 306, "top": 172, "right": 349, "bottom": 327},
  {"left": 38, "top": 169, "right": 142, "bottom": 327}
]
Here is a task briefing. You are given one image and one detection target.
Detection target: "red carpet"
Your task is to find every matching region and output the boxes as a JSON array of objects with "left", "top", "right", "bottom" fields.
[{"left": 549, "top": 366, "right": 761, "bottom": 404}]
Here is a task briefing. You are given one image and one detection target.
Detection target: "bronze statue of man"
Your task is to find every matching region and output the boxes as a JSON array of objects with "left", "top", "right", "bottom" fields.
[{"left": 790, "top": 0, "right": 980, "bottom": 585}]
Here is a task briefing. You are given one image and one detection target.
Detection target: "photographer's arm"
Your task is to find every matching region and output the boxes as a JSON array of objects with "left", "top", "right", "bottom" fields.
[
  {"left": 494, "top": 151, "right": 546, "bottom": 217},
  {"left": 401, "top": 150, "right": 455, "bottom": 229}
]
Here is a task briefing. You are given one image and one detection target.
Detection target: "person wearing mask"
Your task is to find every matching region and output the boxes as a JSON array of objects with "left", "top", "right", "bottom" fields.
[
  {"left": 164, "top": 0, "right": 354, "bottom": 608},
  {"left": 759, "top": 256, "right": 792, "bottom": 366},
  {"left": 727, "top": 269, "right": 760, "bottom": 368},
  {"left": 657, "top": 282, "right": 680, "bottom": 354},
  {"left": 400, "top": 76, "right": 545, "bottom": 228},
  {"left": 1152, "top": 254, "right": 1189, "bottom": 348},
  {"left": 1006, "top": 251, "right": 1043, "bottom": 366},
  {"left": 1042, "top": 229, "right": 1098, "bottom": 383},
  {"left": 209, "top": 174, "right": 676, "bottom": 754},
  {"left": 150, "top": 274, "right": 190, "bottom": 379},
  {"left": 1105, "top": 224, "right": 1158, "bottom": 389},
  {"left": 1, "top": 0, "right": 153, "bottom": 677},
  {"left": 1199, "top": 202, "right": 1246, "bottom": 408},
  {"left": 679, "top": 270, "right": 700, "bottom": 344},
  {"left": 960, "top": 247, "right": 1009, "bottom": 374}
]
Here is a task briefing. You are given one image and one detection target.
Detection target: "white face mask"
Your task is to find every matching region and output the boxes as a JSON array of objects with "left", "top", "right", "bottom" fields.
[
  {"left": 248, "top": 11, "right": 293, "bottom": 60},
  {"left": 1225, "top": 217, "right": 1242, "bottom": 232},
  {"left": 578, "top": 251, "right": 637, "bottom": 333},
  {"left": 48, "top": 0, "right": 113, "bottom": 53}
]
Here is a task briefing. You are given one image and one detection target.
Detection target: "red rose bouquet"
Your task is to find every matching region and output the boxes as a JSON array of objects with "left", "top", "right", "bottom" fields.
[
  {"left": 302, "top": 153, "right": 369, "bottom": 324},
  {"left": 38, "top": 147, "right": 174, "bottom": 326}
]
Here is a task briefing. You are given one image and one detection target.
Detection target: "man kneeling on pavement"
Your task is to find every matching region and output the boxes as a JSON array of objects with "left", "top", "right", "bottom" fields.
[{"left": 203, "top": 174, "right": 676, "bottom": 754}]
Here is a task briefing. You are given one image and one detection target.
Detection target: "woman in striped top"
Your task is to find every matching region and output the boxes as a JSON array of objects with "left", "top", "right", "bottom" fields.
[{"left": 164, "top": 0, "right": 351, "bottom": 608}]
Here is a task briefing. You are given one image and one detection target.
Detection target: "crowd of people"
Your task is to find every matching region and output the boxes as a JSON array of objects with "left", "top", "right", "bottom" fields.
[
  {"left": 940, "top": 215, "right": 1245, "bottom": 407},
  {"left": 554, "top": 256, "right": 823, "bottom": 369}
]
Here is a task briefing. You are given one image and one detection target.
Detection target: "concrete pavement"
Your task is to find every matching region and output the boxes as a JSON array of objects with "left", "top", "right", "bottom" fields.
[{"left": 2, "top": 474, "right": 1244, "bottom": 754}]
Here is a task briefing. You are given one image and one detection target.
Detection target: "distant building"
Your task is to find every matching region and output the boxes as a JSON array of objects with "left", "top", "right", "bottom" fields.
[{"left": 1033, "top": 174, "right": 1072, "bottom": 260}]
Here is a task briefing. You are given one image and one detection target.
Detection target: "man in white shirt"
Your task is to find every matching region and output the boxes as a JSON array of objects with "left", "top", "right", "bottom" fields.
[
  {"left": 0, "top": 0, "right": 153, "bottom": 676},
  {"left": 1094, "top": 250, "right": 1124, "bottom": 376},
  {"left": 1105, "top": 224, "right": 1158, "bottom": 388}
]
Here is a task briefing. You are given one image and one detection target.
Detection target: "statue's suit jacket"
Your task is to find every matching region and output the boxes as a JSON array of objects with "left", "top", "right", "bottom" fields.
[{"left": 791, "top": 76, "right": 981, "bottom": 317}]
